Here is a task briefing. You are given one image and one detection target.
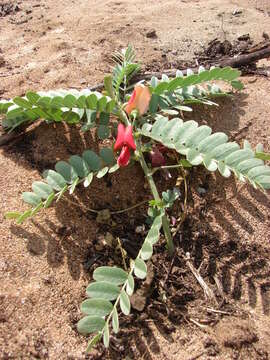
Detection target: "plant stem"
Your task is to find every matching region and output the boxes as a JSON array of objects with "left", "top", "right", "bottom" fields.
[
  {"left": 136, "top": 141, "right": 174, "bottom": 255},
  {"left": 118, "top": 108, "right": 174, "bottom": 255}
]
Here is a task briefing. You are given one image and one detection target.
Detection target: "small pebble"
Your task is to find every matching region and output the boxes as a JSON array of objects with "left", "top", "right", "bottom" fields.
[{"left": 232, "top": 9, "right": 243, "bottom": 16}]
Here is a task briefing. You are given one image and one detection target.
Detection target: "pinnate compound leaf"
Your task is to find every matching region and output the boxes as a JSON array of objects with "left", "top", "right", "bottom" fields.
[
  {"left": 120, "top": 290, "right": 131, "bottom": 315},
  {"left": 86, "top": 282, "right": 120, "bottom": 300},
  {"left": 141, "top": 117, "right": 270, "bottom": 190},
  {"left": 93, "top": 266, "right": 128, "bottom": 285},
  {"left": 112, "top": 307, "right": 119, "bottom": 333},
  {"left": 77, "top": 316, "right": 105, "bottom": 335},
  {"left": 80, "top": 298, "right": 113, "bottom": 316},
  {"left": 134, "top": 259, "right": 147, "bottom": 279}
]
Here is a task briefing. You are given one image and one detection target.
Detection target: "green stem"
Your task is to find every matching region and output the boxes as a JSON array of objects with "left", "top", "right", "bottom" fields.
[
  {"left": 118, "top": 107, "right": 174, "bottom": 255},
  {"left": 136, "top": 141, "right": 174, "bottom": 255}
]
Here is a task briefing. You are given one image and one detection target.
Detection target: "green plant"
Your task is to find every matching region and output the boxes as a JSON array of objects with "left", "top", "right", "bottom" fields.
[{"left": 2, "top": 45, "right": 270, "bottom": 352}]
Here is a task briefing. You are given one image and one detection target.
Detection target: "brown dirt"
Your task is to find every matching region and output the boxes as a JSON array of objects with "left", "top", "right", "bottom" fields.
[{"left": 1, "top": 1, "right": 270, "bottom": 359}]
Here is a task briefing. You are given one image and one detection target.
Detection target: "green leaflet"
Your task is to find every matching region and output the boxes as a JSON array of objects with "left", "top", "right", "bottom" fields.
[
  {"left": 140, "top": 118, "right": 270, "bottom": 190},
  {"left": 120, "top": 290, "right": 130, "bottom": 315},
  {"left": 6, "top": 148, "right": 120, "bottom": 223},
  {"left": 103, "top": 323, "right": 110, "bottom": 348},
  {"left": 1, "top": 89, "right": 115, "bottom": 132},
  {"left": 93, "top": 266, "right": 128, "bottom": 285},
  {"left": 134, "top": 258, "right": 147, "bottom": 279},
  {"left": 77, "top": 211, "right": 163, "bottom": 352},
  {"left": 112, "top": 308, "right": 119, "bottom": 333},
  {"left": 86, "top": 282, "right": 120, "bottom": 300},
  {"left": 77, "top": 316, "right": 105, "bottom": 335},
  {"left": 80, "top": 299, "right": 113, "bottom": 317},
  {"left": 153, "top": 66, "right": 241, "bottom": 95},
  {"left": 126, "top": 274, "right": 135, "bottom": 296}
]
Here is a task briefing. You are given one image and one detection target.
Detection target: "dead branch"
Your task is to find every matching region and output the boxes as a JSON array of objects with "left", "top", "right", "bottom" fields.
[
  {"left": 219, "top": 45, "right": 270, "bottom": 68},
  {"left": 185, "top": 252, "right": 218, "bottom": 305}
]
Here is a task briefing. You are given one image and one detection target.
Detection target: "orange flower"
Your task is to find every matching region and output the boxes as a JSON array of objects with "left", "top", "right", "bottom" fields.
[{"left": 125, "top": 84, "right": 151, "bottom": 116}]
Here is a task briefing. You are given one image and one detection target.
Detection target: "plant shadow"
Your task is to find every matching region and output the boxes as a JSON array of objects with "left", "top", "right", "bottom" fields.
[{"left": 4, "top": 90, "right": 270, "bottom": 359}]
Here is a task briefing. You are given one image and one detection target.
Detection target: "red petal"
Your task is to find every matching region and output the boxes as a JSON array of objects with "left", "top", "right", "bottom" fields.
[
  {"left": 124, "top": 125, "right": 136, "bottom": 151},
  {"left": 117, "top": 145, "right": 130, "bottom": 167},
  {"left": 114, "top": 123, "right": 125, "bottom": 150}
]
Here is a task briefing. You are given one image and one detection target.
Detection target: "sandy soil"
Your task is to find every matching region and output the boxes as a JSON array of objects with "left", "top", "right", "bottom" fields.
[{"left": 0, "top": 0, "right": 270, "bottom": 359}]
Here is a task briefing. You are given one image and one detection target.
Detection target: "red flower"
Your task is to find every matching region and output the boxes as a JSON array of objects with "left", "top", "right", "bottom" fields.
[{"left": 114, "top": 123, "right": 136, "bottom": 167}]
